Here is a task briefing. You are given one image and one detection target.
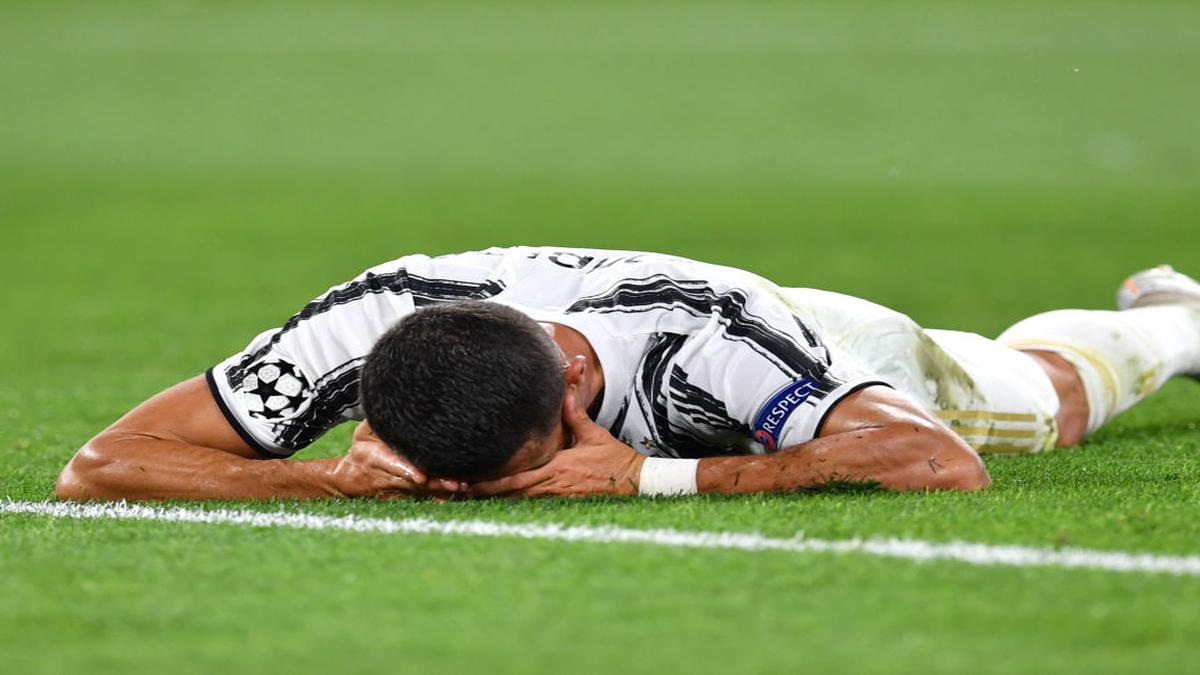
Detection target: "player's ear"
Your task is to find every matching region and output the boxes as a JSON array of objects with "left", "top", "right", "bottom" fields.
[{"left": 562, "top": 354, "right": 586, "bottom": 388}]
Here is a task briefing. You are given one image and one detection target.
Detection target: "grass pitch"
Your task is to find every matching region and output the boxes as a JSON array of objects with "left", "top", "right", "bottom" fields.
[{"left": 2, "top": 1, "right": 1199, "bottom": 673}]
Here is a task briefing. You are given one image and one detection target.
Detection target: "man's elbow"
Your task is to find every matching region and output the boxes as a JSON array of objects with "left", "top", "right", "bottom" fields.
[
  {"left": 898, "top": 422, "right": 990, "bottom": 492},
  {"left": 941, "top": 453, "right": 991, "bottom": 491},
  {"left": 55, "top": 440, "right": 113, "bottom": 500},
  {"left": 931, "top": 441, "right": 991, "bottom": 491}
]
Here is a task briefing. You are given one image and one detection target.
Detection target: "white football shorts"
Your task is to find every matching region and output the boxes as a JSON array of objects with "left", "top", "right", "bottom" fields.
[{"left": 779, "top": 288, "right": 1061, "bottom": 454}]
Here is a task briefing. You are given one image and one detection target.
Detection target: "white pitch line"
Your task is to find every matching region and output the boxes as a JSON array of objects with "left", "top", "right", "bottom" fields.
[{"left": 4, "top": 499, "right": 1200, "bottom": 577}]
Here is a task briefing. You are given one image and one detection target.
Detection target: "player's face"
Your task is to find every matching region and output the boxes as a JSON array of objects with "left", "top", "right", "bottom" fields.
[{"left": 488, "top": 419, "right": 566, "bottom": 477}]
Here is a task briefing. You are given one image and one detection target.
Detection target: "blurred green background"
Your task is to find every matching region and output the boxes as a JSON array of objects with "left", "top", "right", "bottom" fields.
[{"left": 3, "top": 2, "right": 1197, "bottom": 352}]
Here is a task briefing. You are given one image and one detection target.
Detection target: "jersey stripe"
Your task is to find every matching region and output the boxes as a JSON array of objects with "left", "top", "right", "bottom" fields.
[
  {"left": 606, "top": 396, "right": 631, "bottom": 438},
  {"left": 668, "top": 365, "right": 750, "bottom": 433},
  {"left": 634, "top": 334, "right": 711, "bottom": 458},
  {"left": 566, "top": 275, "right": 833, "bottom": 388}
]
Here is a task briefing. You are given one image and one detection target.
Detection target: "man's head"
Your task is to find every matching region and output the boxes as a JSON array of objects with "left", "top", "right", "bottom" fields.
[{"left": 360, "top": 301, "right": 567, "bottom": 481}]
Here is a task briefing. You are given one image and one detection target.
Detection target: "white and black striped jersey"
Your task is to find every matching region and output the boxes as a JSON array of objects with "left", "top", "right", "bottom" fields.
[{"left": 207, "top": 246, "right": 886, "bottom": 459}]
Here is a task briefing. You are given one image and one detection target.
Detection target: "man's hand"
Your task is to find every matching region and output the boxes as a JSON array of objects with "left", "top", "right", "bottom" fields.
[
  {"left": 329, "top": 422, "right": 465, "bottom": 499},
  {"left": 471, "top": 392, "right": 645, "bottom": 498}
]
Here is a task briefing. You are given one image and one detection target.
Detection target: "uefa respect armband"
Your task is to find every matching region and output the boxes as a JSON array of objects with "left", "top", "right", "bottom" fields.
[{"left": 752, "top": 379, "right": 817, "bottom": 450}]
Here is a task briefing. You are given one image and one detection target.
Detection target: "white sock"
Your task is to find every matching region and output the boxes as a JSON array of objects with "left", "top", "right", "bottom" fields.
[{"left": 998, "top": 306, "right": 1200, "bottom": 435}]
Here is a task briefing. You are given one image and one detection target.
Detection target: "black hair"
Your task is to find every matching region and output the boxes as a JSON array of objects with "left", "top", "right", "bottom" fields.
[{"left": 360, "top": 301, "right": 565, "bottom": 480}]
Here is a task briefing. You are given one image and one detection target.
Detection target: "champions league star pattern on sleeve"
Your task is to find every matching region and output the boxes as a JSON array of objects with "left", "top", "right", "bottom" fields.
[{"left": 206, "top": 246, "right": 888, "bottom": 458}]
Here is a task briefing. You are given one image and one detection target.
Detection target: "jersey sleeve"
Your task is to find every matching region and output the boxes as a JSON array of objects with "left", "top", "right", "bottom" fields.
[
  {"left": 657, "top": 297, "right": 889, "bottom": 454},
  {"left": 206, "top": 322, "right": 367, "bottom": 458},
  {"left": 205, "top": 279, "right": 397, "bottom": 457}
]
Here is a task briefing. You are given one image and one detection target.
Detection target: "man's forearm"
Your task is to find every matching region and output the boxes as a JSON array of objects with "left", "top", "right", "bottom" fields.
[
  {"left": 56, "top": 432, "right": 341, "bottom": 501},
  {"left": 696, "top": 425, "right": 988, "bottom": 494}
]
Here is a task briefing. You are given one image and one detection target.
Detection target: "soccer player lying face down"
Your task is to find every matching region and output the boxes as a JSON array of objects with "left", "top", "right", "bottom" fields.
[{"left": 360, "top": 302, "right": 571, "bottom": 481}]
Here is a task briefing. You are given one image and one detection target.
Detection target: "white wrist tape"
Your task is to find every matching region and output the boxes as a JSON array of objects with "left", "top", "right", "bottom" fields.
[{"left": 637, "top": 457, "right": 699, "bottom": 497}]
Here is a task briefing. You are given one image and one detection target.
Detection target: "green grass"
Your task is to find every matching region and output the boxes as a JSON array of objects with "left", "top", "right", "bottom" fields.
[{"left": 2, "top": 0, "right": 1200, "bottom": 672}]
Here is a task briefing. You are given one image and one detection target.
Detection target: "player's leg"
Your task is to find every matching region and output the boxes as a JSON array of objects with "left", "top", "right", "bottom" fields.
[
  {"left": 921, "top": 329, "right": 1062, "bottom": 453},
  {"left": 1017, "top": 350, "right": 1089, "bottom": 446},
  {"left": 999, "top": 266, "right": 1200, "bottom": 444},
  {"left": 782, "top": 288, "right": 1062, "bottom": 454}
]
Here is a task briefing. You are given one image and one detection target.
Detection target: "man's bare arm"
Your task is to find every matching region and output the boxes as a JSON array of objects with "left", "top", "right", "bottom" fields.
[
  {"left": 696, "top": 386, "right": 990, "bottom": 493},
  {"left": 56, "top": 376, "right": 454, "bottom": 500},
  {"left": 471, "top": 386, "right": 990, "bottom": 497}
]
